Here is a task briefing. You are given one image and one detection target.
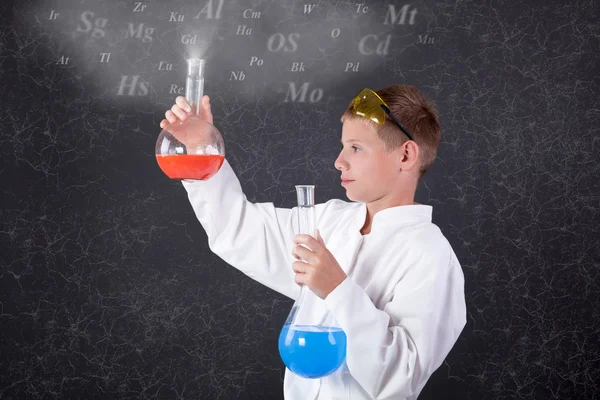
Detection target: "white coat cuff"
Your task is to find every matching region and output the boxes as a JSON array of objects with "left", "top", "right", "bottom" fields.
[{"left": 324, "top": 277, "right": 357, "bottom": 316}]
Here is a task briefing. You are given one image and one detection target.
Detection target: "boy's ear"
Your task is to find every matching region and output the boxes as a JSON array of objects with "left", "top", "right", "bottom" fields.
[{"left": 398, "top": 141, "right": 420, "bottom": 170}]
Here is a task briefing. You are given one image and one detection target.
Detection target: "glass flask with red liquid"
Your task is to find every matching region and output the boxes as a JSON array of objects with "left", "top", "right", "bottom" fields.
[
  {"left": 278, "top": 185, "right": 347, "bottom": 379},
  {"left": 155, "top": 58, "right": 225, "bottom": 182}
]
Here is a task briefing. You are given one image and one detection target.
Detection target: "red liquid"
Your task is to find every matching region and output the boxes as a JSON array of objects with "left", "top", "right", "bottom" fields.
[{"left": 156, "top": 154, "right": 225, "bottom": 180}]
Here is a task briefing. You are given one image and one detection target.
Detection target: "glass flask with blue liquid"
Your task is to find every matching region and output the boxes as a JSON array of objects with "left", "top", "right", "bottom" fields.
[{"left": 278, "top": 185, "right": 347, "bottom": 379}]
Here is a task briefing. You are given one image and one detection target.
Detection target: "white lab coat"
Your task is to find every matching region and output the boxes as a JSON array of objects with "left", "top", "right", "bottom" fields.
[{"left": 182, "top": 159, "right": 466, "bottom": 400}]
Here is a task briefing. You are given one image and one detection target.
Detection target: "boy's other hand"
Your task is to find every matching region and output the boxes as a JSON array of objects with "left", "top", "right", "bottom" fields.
[
  {"left": 291, "top": 230, "right": 348, "bottom": 299},
  {"left": 159, "top": 95, "right": 213, "bottom": 129}
]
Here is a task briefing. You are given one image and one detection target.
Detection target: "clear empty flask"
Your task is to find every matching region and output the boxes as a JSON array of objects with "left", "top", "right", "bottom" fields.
[
  {"left": 155, "top": 58, "right": 225, "bottom": 182},
  {"left": 278, "top": 185, "right": 347, "bottom": 379}
]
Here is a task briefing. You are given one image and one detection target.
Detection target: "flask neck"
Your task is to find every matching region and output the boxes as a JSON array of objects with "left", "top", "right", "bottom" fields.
[
  {"left": 185, "top": 75, "right": 204, "bottom": 116},
  {"left": 296, "top": 185, "right": 316, "bottom": 237},
  {"left": 185, "top": 59, "right": 205, "bottom": 116}
]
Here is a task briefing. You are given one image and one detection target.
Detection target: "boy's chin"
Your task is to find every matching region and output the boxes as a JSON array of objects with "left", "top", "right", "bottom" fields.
[
  {"left": 344, "top": 189, "right": 363, "bottom": 203},
  {"left": 345, "top": 187, "right": 378, "bottom": 204}
]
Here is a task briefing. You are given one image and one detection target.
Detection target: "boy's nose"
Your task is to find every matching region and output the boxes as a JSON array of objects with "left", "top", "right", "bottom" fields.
[{"left": 334, "top": 153, "right": 347, "bottom": 171}]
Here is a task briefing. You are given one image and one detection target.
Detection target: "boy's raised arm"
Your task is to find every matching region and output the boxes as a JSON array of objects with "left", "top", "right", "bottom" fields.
[
  {"left": 161, "top": 95, "right": 302, "bottom": 300},
  {"left": 182, "top": 159, "right": 302, "bottom": 300}
]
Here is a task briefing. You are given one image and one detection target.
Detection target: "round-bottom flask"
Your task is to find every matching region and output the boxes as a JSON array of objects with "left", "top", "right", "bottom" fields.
[
  {"left": 278, "top": 185, "right": 347, "bottom": 379},
  {"left": 155, "top": 58, "right": 225, "bottom": 182}
]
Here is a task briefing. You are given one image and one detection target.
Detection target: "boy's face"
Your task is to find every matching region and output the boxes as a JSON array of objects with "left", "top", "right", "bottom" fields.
[{"left": 335, "top": 119, "right": 403, "bottom": 203}]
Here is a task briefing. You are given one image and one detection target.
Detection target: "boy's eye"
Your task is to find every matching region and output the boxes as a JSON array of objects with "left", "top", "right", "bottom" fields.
[{"left": 340, "top": 144, "right": 361, "bottom": 152}]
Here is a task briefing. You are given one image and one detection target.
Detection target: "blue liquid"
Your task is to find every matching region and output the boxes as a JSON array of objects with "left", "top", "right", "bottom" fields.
[{"left": 278, "top": 324, "right": 347, "bottom": 379}]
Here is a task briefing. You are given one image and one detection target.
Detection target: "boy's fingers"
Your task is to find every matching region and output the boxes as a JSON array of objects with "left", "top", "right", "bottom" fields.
[
  {"left": 202, "top": 95, "right": 213, "bottom": 124},
  {"left": 292, "top": 261, "right": 308, "bottom": 274},
  {"left": 294, "top": 234, "right": 319, "bottom": 249},
  {"left": 176, "top": 96, "right": 191, "bottom": 112},
  {"left": 166, "top": 95, "right": 213, "bottom": 124},
  {"left": 171, "top": 104, "right": 187, "bottom": 121},
  {"left": 159, "top": 119, "right": 168, "bottom": 129},
  {"left": 293, "top": 245, "right": 316, "bottom": 264},
  {"left": 165, "top": 110, "right": 178, "bottom": 124}
]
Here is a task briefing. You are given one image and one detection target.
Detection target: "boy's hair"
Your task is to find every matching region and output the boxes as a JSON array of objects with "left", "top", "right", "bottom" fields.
[{"left": 340, "top": 84, "right": 441, "bottom": 179}]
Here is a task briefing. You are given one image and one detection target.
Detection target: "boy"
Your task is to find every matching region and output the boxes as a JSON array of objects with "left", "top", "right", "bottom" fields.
[{"left": 159, "top": 85, "right": 466, "bottom": 399}]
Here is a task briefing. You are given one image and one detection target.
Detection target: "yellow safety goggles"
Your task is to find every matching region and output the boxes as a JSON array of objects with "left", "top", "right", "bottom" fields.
[{"left": 350, "top": 88, "right": 414, "bottom": 141}]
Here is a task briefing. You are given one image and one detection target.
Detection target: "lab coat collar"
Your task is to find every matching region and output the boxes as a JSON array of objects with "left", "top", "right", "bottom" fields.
[{"left": 349, "top": 202, "right": 433, "bottom": 235}]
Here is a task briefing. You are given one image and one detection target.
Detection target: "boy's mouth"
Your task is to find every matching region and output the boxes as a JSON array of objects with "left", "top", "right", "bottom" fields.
[{"left": 341, "top": 178, "right": 354, "bottom": 186}]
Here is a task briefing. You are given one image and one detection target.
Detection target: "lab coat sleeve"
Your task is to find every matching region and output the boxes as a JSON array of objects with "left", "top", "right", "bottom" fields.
[
  {"left": 324, "top": 241, "right": 467, "bottom": 399},
  {"left": 181, "top": 159, "right": 301, "bottom": 300}
]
